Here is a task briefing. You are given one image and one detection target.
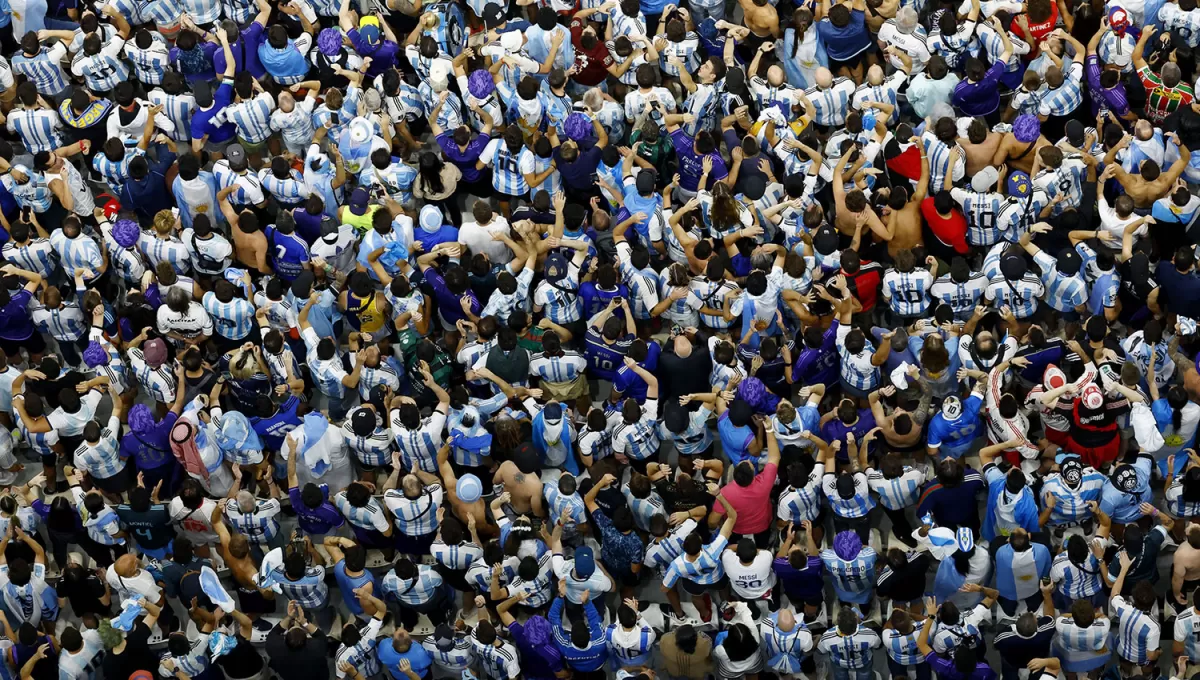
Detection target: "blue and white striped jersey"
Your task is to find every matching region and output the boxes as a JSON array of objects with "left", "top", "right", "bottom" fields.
[
  {"left": 390, "top": 409, "right": 446, "bottom": 474},
  {"left": 985, "top": 273, "right": 1045, "bottom": 319},
  {"left": 138, "top": 234, "right": 192, "bottom": 276},
  {"left": 529, "top": 350, "right": 586, "bottom": 384},
  {"left": 12, "top": 45, "right": 70, "bottom": 96},
  {"left": 336, "top": 617, "right": 383, "bottom": 678},
  {"left": 333, "top": 492, "right": 392, "bottom": 534},
  {"left": 1033, "top": 158, "right": 1087, "bottom": 215},
  {"left": 605, "top": 620, "right": 656, "bottom": 668},
  {"left": 383, "top": 485, "right": 443, "bottom": 537},
  {"left": 882, "top": 627, "right": 923, "bottom": 667},
  {"left": 762, "top": 614, "right": 813, "bottom": 674},
  {"left": 836, "top": 324, "right": 880, "bottom": 392},
  {"left": 481, "top": 138, "right": 535, "bottom": 196},
  {"left": 259, "top": 168, "right": 310, "bottom": 205},
  {"left": 93, "top": 147, "right": 144, "bottom": 194},
  {"left": 644, "top": 518, "right": 697, "bottom": 575},
  {"left": 804, "top": 78, "right": 855, "bottom": 127},
  {"left": 663, "top": 534, "right": 728, "bottom": 587},
  {"left": 820, "top": 546, "right": 877, "bottom": 604},
  {"left": 621, "top": 487, "right": 665, "bottom": 533},
  {"left": 866, "top": 467, "right": 925, "bottom": 511},
  {"left": 2, "top": 238, "right": 57, "bottom": 279},
  {"left": 6, "top": 109, "right": 61, "bottom": 154},
  {"left": 1032, "top": 251, "right": 1088, "bottom": 314},
  {"left": 431, "top": 540, "right": 483, "bottom": 571},
  {"left": 660, "top": 405, "right": 714, "bottom": 456},
  {"left": 124, "top": 38, "right": 170, "bottom": 85},
  {"left": 821, "top": 472, "right": 875, "bottom": 519},
  {"left": 612, "top": 399, "right": 660, "bottom": 461},
  {"left": 1037, "top": 61, "right": 1085, "bottom": 117},
  {"left": 817, "top": 626, "right": 880, "bottom": 670},
  {"left": 778, "top": 467, "right": 825, "bottom": 524},
  {"left": 70, "top": 40, "right": 130, "bottom": 92},
  {"left": 923, "top": 131, "right": 965, "bottom": 191},
  {"left": 201, "top": 292, "right": 255, "bottom": 341},
  {"left": 147, "top": 89, "right": 196, "bottom": 143},
  {"left": 223, "top": 498, "right": 282, "bottom": 545},
  {"left": 342, "top": 415, "right": 393, "bottom": 469},
  {"left": 1040, "top": 469, "right": 1104, "bottom": 525},
  {"left": 1174, "top": 608, "right": 1200, "bottom": 662},
  {"left": 274, "top": 564, "right": 328, "bottom": 609},
  {"left": 1056, "top": 616, "right": 1112, "bottom": 667},
  {"left": 1111, "top": 594, "right": 1160, "bottom": 665},
  {"left": 544, "top": 483, "right": 587, "bottom": 529},
  {"left": 74, "top": 415, "right": 125, "bottom": 480},
  {"left": 1050, "top": 551, "right": 1104, "bottom": 601},
  {"left": 30, "top": 297, "right": 88, "bottom": 342},
  {"left": 177, "top": 0, "right": 222, "bottom": 23},
  {"left": 881, "top": 269, "right": 933, "bottom": 317},
  {"left": 422, "top": 634, "right": 475, "bottom": 673},
  {"left": 950, "top": 189, "right": 1005, "bottom": 247},
  {"left": 381, "top": 563, "right": 444, "bottom": 605}
]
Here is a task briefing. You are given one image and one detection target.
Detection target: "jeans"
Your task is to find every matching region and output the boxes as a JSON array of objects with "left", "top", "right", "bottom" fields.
[{"left": 687, "top": 0, "right": 725, "bottom": 23}]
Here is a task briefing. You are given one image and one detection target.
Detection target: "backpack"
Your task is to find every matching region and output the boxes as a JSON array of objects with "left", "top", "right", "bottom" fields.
[{"left": 190, "top": 232, "right": 224, "bottom": 273}]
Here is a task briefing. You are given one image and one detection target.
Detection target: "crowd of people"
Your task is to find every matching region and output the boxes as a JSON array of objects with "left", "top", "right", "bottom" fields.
[{"left": 6, "top": 0, "right": 1200, "bottom": 676}]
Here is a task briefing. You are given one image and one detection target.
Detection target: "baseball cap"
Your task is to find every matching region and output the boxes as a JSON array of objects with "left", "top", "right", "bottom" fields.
[
  {"left": 226, "top": 143, "right": 247, "bottom": 170},
  {"left": 143, "top": 338, "right": 168, "bottom": 369},
  {"left": 1065, "top": 120, "right": 1086, "bottom": 148},
  {"left": 360, "top": 23, "right": 382, "bottom": 47},
  {"left": 1007, "top": 170, "right": 1032, "bottom": 198},
  {"left": 543, "top": 402, "right": 563, "bottom": 423},
  {"left": 457, "top": 474, "right": 482, "bottom": 503},
  {"left": 971, "top": 167, "right": 999, "bottom": 193},
  {"left": 835, "top": 474, "right": 856, "bottom": 500},
  {"left": 351, "top": 408, "right": 376, "bottom": 437},
  {"left": 573, "top": 546, "right": 596, "bottom": 578},
  {"left": 348, "top": 187, "right": 370, "bottom": 216},
  {"left": 433, "top": 624, "right": 456, "bottom": 649},
  {"left": 1057, "top": 248, "right": 1082, "bottom": 275},
  {"left": 543, "top": 251, "right": 570, "bottom": 285},
  {"left": 483, "top": 3, "right": 506, "bottom": 28}
]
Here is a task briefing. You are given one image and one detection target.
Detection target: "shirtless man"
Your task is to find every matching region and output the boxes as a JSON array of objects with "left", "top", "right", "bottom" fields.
[
  {"left": 214, "top": 502, "right": 276, "bottom": 620},
  {"left": 1171, "top": 500, "right": 1200, "bottom": 606},
  {"left": 959, "top": 119, "right": 1004, "bottom": 177},
  {"left": 868, "top": 379, "right": 929, "bottom": 453},
  {"left": 438, "top": 440, "right": 500, "bottom": 538},
  {"left": 883, "top": 137, "right": 930, "bottom": 258},
  {"left": 491, "top": 445, "right": 545, "bottom": 517},
  {"left": 218, "top": 184, "right": 272, "bottom": 275},
  {"left": 1103, "top": 132, "right": 1192, "bottom": 208},
  {"left": 738, "top": 0, "right": 781, "bottom": 47},
  {"left": 832, "top": 150, "right": 892, "bottom": 242},
  {"left": 991, "top": 116, "right": 1052, "bottom": 174}
]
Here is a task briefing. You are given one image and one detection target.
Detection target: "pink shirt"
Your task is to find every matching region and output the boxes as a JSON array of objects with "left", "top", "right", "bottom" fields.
[{"left": 712, "top": 463, "right": 778, "bottom": 534}]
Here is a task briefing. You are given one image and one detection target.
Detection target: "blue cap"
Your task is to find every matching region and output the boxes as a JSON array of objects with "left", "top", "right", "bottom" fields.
[
  {"left": 573, "top": 546, "right": 595, "bottom": 578},
  {"left": 360, "top": 24, "right": 382, "bottom": 47},
  {"left": 1007, "top": 170, "right": 1031, "bottom": 198},
  {"left": 543, "top": 402, "right": 563, "bottom": 422},
  {"left": 458, "top": 474, "right": 482, "bottom": 503}
]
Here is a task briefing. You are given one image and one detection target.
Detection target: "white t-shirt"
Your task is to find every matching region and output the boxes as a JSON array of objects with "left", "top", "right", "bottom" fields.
[
  {"left": 48, "top": 390, "right": 103, "bottom": 438},
  {"left": 721, "top": 550, "right": 777, "bottom": 598},
  {"left": 458, "top": 217, "right": 513, "bottom": 264}
]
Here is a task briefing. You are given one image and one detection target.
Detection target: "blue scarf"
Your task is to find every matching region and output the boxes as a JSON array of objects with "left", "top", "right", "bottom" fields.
[
  {"left": 933, "top": 558, "right": 967, "bottom": 603},
  {"left": 531, "top": 411, "right": 578, "bottom": 476}
]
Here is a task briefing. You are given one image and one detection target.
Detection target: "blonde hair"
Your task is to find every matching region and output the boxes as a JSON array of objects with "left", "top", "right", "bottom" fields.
[{"left": 228, "top": 349, "right": 258, "bottom": 381}]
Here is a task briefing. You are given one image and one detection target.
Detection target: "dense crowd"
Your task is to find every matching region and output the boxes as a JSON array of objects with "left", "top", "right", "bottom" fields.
[{"left": 6, "top": 0, "right": 1200, "bottom": 677}]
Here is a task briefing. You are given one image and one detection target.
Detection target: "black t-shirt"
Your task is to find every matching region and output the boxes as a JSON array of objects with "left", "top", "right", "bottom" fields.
[
  {"left": 876, "top": 552, "right": 933, "bottom": 603},
  {"left": 217, "top": 635, "right": 265, "bottom": 679},
  {"left": 658, "top": 342, "right": 713, "bottom": 407},
  {"left": 115, "top": 504, "right": 176, "bottom": 549},
  {"left": 102, "top": 623, "right": 158, "bottom": 680},
  {"left": 992, "top": 616, "right": 1055, "bottom": 668},
  {"left": 57, "top": 573, "right": 111, "bottom": 617},
  {"left": 554, "top": 145, "right": 603, "bottom": 191},
  {"left": 267, "top": 629, "right": 329, "bottom": 680}
]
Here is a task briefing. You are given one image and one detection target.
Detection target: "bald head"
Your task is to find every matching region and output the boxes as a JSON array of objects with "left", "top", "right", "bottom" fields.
[
  {"left": 815, "top": 68, "right": 833, "bottom": 89},
  {"left": 114, "top": 554, "right": 139, "bottom": 578},
  {"left": 236, "top": 490, "right": 256, "bottom": 514},
  {"left": 867, "top": 65, "right": 884, "bottom": 86},
  {"left": 777, "top": 608, "right": 796, "bottom": 631}
]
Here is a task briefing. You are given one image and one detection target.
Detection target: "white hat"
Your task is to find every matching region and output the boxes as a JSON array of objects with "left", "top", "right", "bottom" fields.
[{"left": 972, "top": 167, "right": 1000, "bottom": 192}]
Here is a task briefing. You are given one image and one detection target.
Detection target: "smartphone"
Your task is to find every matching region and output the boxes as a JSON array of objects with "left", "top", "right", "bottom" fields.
[
  {"left": 1041, "top": 577, "right": 1052, "bottom": 587},
  {"left": 330, "top": 112, "right": 340, "bottom": 126}
]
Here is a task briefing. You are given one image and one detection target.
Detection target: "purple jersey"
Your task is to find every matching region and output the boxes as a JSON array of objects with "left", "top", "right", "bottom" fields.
[
  {"left": 288, "top": 485, "right": 345, "bottom": 535},
  {"left": 794, "top": 321, "right": 841, "bottom": 387}
]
